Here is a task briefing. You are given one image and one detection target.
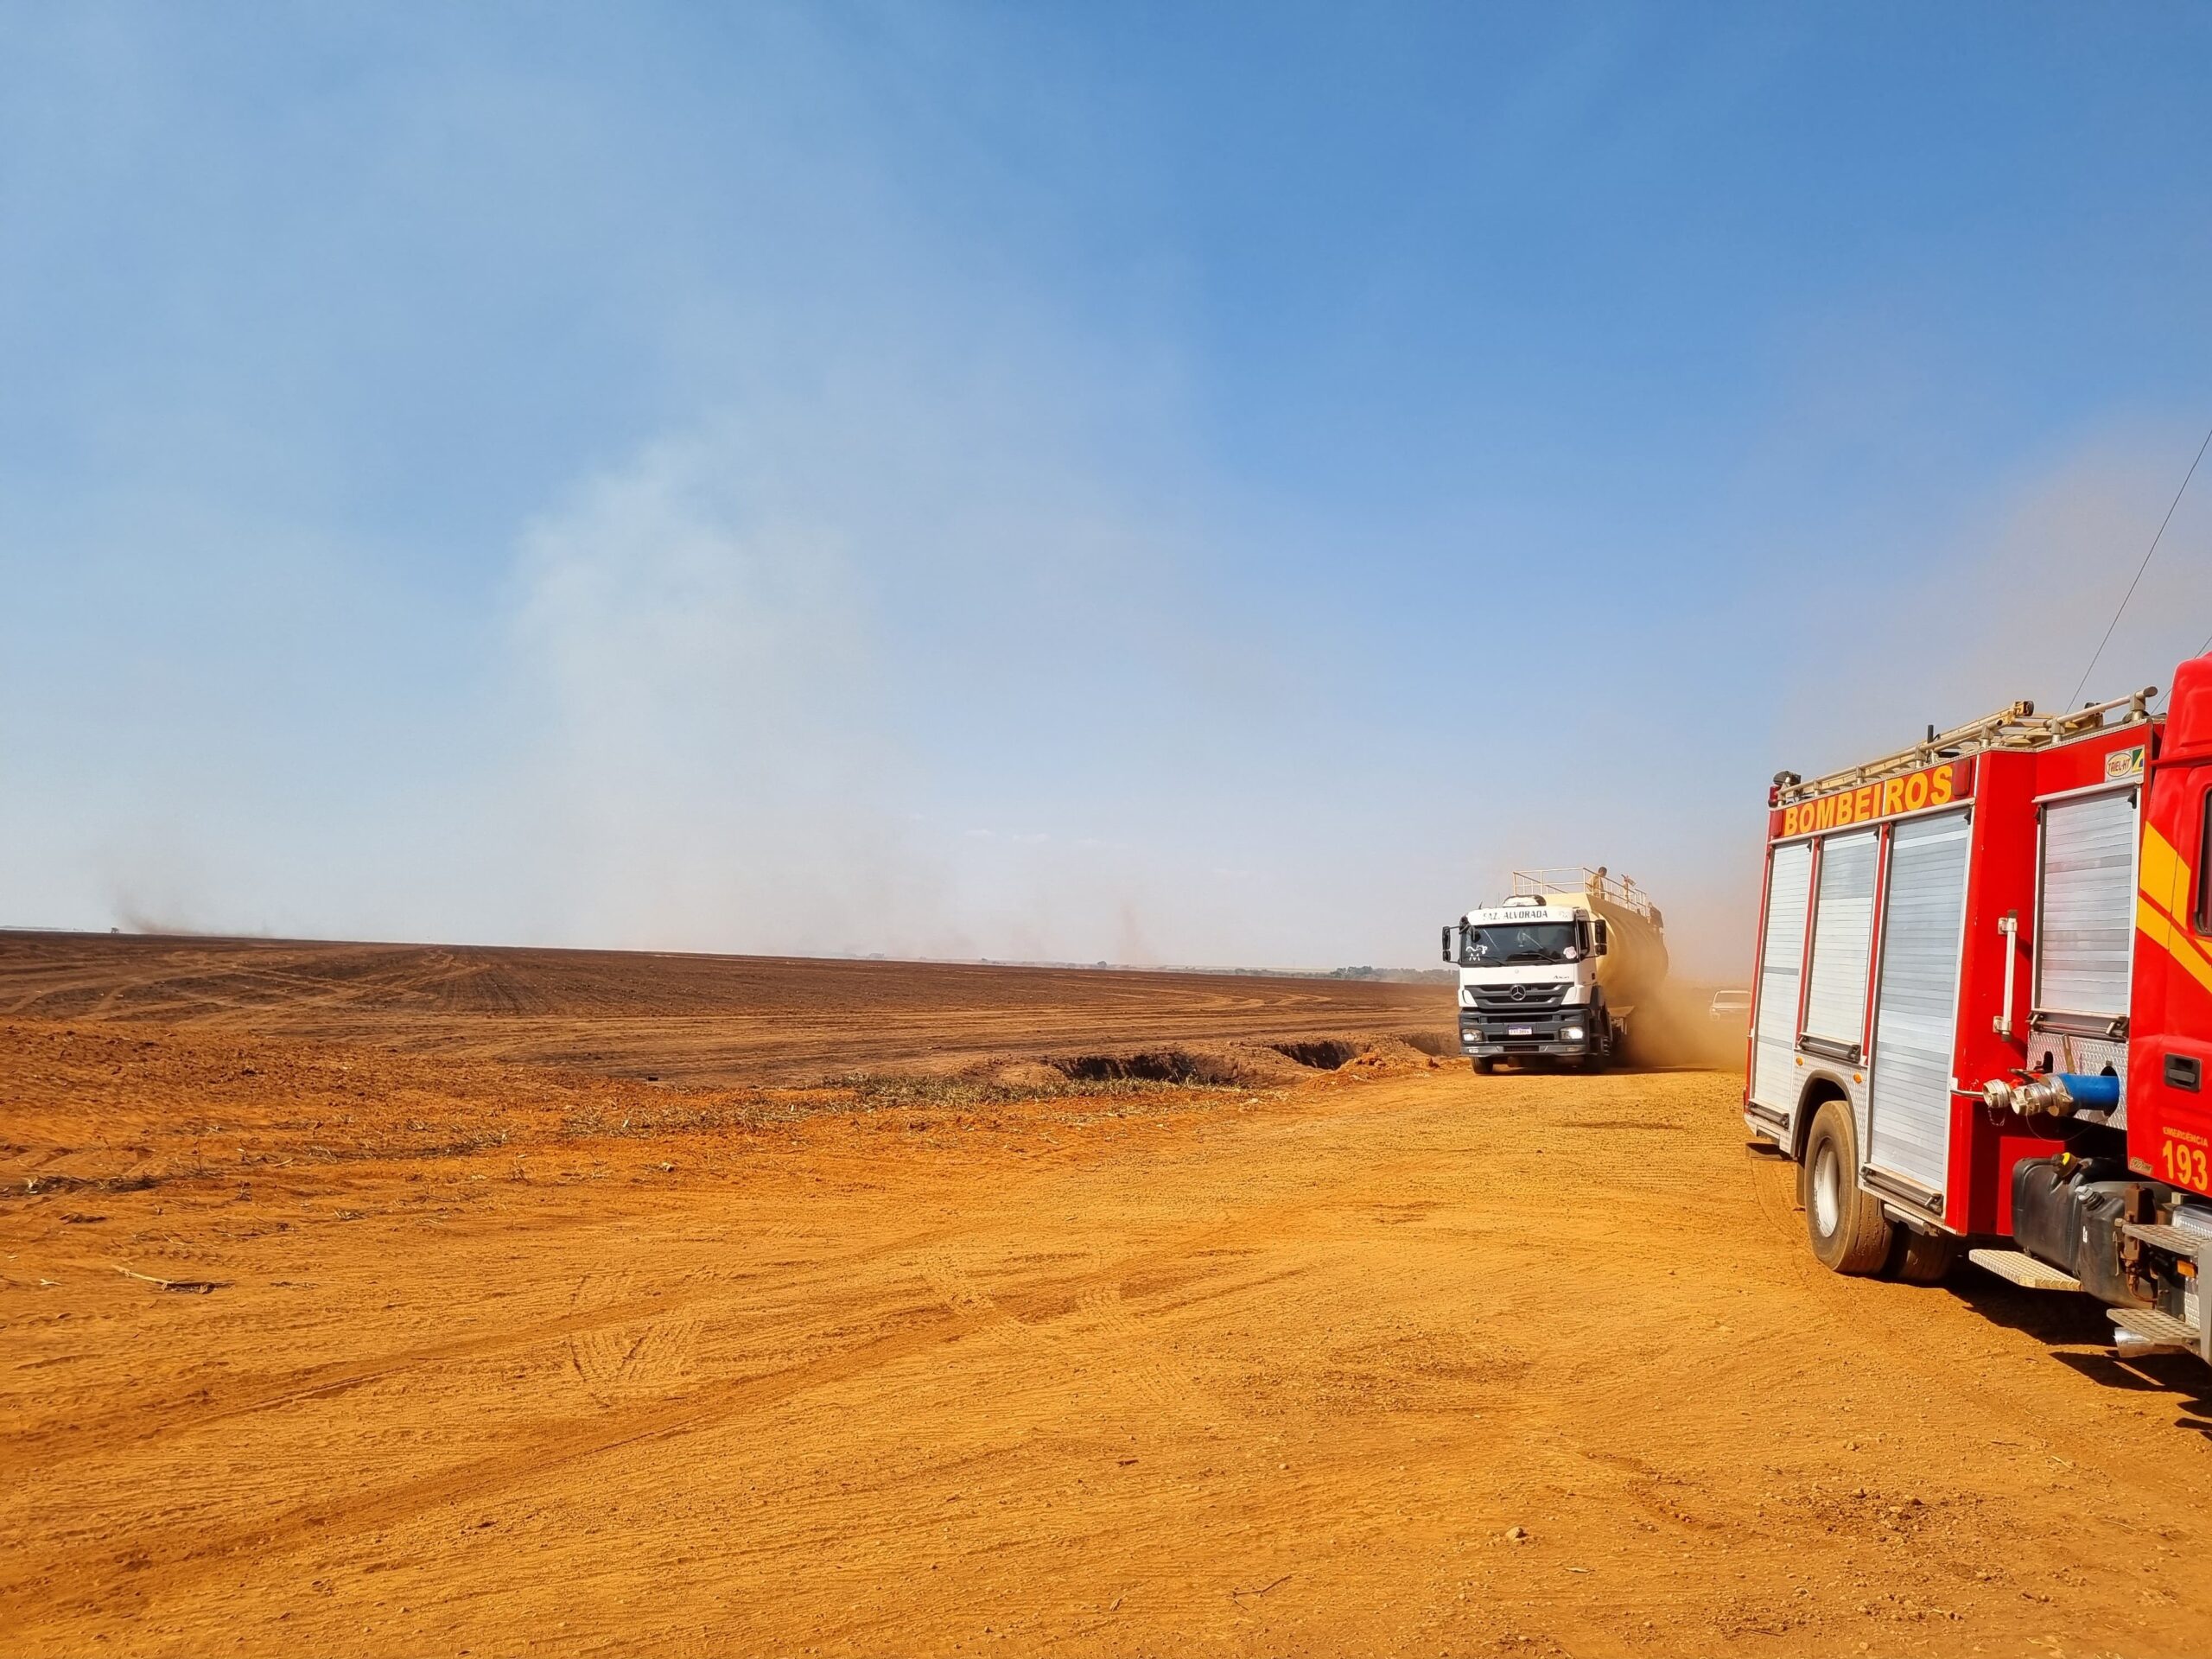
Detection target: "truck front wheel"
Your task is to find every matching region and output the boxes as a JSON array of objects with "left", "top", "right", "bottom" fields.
[
  {"left": 1580, "top": 1023, "right": 1611, "bottom": 1073},
  {"left": 1471, "top": 1058, "right": 1496, "bottom": 1075},
  {"left": 1802, "top": 1098, "right": 1892, "bottom": 1274}
]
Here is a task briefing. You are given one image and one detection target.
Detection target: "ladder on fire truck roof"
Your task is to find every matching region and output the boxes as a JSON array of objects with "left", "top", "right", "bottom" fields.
[
  {"left": 1508, "top": 867, "right": 1656, "bottom": 918},
  {"left": 1773, "top": 685, "right": 2161, "bottom": 808}
]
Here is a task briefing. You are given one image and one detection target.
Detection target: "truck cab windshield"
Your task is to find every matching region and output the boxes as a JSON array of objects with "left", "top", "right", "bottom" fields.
[{"left": 1461, "top": 922, "right": 1580, "bottom": 965}]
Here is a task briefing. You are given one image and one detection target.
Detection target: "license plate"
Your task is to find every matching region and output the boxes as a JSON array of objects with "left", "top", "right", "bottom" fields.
[{"left": 1508, "top": 1026, "right": 1534, "bottom": 1037}]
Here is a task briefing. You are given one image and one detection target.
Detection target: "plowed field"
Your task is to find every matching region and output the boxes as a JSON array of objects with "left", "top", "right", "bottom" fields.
[
  {"left": 0, "top": 932, "right": 1448, "bottom": 1085},
  {"left": 3, "top": 934, "right": 2209, "bottom": 1657}
]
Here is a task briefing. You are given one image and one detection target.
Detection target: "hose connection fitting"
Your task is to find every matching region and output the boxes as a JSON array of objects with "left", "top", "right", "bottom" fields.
[{"left": 1980, "top": 1072, "right": 2122, "bottom": 1118}]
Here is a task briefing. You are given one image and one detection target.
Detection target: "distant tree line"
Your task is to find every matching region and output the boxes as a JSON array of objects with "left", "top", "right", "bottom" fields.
[{"left": 1326, "top": 966, "right": 1455, "bottom": 983}]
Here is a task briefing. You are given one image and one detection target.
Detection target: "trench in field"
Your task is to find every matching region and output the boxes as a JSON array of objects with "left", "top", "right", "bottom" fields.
[
  {"left": 1052, "top": 1050, "right": 1247, "bottom": 1085},
  {"left": 1050, "top": 1037, "right": 1395, "bottom": 1084},
  {"left": 1268, "top": 1039, "right": 1361, "bottom": 1071}
]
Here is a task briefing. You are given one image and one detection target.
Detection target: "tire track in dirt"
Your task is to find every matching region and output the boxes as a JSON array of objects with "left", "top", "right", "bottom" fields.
[
  {"left": 913, "top": 1249, "right": 1217, "bottom": 1420},
  {"left": 10, "top": 1197, "right": 1079, "bottom": 1459},
  {"left": 1, "top": 1276, "right": 735, "bottom": 1456},
  {"left": 1071, "top": 1283, "right": 1192, "bottom": 1411},
  {"left": 11, "top": 1097, "right": 1443, "bottom": 1465},
  {"left": 565, "top": 1270, "right": 702, "bottom": 1399},
  {"left": 0, "top": 1297, "right": 988, "bottom": 1628},
  {"left": 6, "top": 1185, "right": 1344, "bottom": 1624},
  {"left": 10, "top": 1164, "right": 1085, "bottom": 1457}
]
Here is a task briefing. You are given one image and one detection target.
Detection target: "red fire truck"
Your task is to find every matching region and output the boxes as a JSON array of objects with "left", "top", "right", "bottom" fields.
[{"left": 1746, "top": 654, "right": 2212, "bottom": 1366}]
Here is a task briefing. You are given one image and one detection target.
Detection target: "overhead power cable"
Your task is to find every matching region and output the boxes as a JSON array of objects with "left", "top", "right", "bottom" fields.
[{"left": 2069, "top": 420, "right": 2212, "bottom": 708}]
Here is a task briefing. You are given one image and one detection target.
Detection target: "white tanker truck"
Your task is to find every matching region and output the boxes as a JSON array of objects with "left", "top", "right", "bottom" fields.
[{"left": 1440, "top": 868, "right": 1669, "bottom": 1072}]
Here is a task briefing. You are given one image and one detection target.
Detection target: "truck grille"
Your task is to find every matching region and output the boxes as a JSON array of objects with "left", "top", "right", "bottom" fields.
[
  {"left": 1459, "top": 982, "right": 1582, "bottom": 1050},
  {"left": 1464, "top": 983, "right": 1569, "bottom": 1012}
]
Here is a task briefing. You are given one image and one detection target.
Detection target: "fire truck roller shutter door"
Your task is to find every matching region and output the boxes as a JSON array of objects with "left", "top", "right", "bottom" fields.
[
  {"left": 1804, "top": 830, "right": 1878, "bottom": 1048},
  {"left": 2037, "top": 789, "right": 2139, "bottom": 1021},
  {"left": 1752, "top": 841, "right": 1815, "bottom": 1114},
  {"left": 1866, "top": 810, "right": 1972, "bottom": 1196}
]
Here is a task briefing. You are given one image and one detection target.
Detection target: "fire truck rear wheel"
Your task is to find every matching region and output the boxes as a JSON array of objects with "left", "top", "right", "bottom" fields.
[
  {"left": 1802, "top": 1098, "right": 1892, "bottom": 1275},
  {"left": 1887, "top": 1225, "right": 1962, "bottom": 1284}
]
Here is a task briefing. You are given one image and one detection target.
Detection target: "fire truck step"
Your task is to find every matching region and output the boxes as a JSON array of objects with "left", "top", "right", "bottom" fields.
[
  {"left": 2111, "top": 1306, "right": 2200, "bottom": 1347},
  {"left": 2121, "top": 1222, "right": 2206, "bottom": 1257},
  {"left": 1967, "top": 1249, "right": 2082, "bottom": 1292}
]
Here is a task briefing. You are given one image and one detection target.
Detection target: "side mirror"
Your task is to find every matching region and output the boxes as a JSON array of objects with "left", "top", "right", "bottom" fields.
[
  {"left": 1593, "top": 919, "right": 1610, "bottom": 956},
  {"left": 1440, "top": 925, "right": 1454, "bottom": 963}
]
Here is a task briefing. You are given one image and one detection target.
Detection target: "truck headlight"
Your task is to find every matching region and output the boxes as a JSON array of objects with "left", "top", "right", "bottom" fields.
[{"left": 1564, "top": 1026, "right": 1584, "bottom": 1040}]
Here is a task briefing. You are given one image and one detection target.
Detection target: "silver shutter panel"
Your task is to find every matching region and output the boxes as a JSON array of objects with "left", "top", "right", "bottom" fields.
[
  {"left": 1866, "top": 810, "right": 1971, "bottom": 1193},
  {"left": 1803, "top": 830, "right": 1878, "bottom": 1047},
  {"left": 1751, "top": 841, "right": 1813, "bottom": 1112},
  {"left": 2037, "top": 790, "right": 2138, "bottom": 1019}
]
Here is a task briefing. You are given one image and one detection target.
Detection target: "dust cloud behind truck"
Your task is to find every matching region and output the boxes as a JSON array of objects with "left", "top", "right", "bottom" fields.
[{"left": 1441, "top": 868, "right": 1669, "bottom": 1072}]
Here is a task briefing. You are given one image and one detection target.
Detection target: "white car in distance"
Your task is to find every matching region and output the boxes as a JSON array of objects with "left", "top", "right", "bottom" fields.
[{"left": 1707, "top": 988, "right": 1751, "bottom": 1027}]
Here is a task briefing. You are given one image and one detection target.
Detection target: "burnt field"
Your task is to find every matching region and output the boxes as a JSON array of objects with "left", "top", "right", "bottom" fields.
[{"left": 0, "top": 931, "right": 1454, "bottom": 1089}]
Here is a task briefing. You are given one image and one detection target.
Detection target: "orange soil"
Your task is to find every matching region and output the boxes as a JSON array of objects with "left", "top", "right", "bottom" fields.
[{"left": 3, "top": 936, "right": 2209, "bottom": 1657}]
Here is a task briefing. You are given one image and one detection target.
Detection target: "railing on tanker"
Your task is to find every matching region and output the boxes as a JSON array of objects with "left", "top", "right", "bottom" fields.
[{"left": 1506, "top": 867, "right": 1656, "bottom": 919}]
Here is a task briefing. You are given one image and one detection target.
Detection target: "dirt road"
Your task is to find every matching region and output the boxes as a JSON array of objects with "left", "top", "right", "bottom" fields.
[{"left": 4, "top": 944, "right": 2210, "bottom": 1656}]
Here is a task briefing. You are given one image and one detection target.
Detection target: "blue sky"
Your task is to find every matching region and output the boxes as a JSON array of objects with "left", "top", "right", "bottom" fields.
[{"left": 5, "top": 3, "right": 2212, "bottom": 973}]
